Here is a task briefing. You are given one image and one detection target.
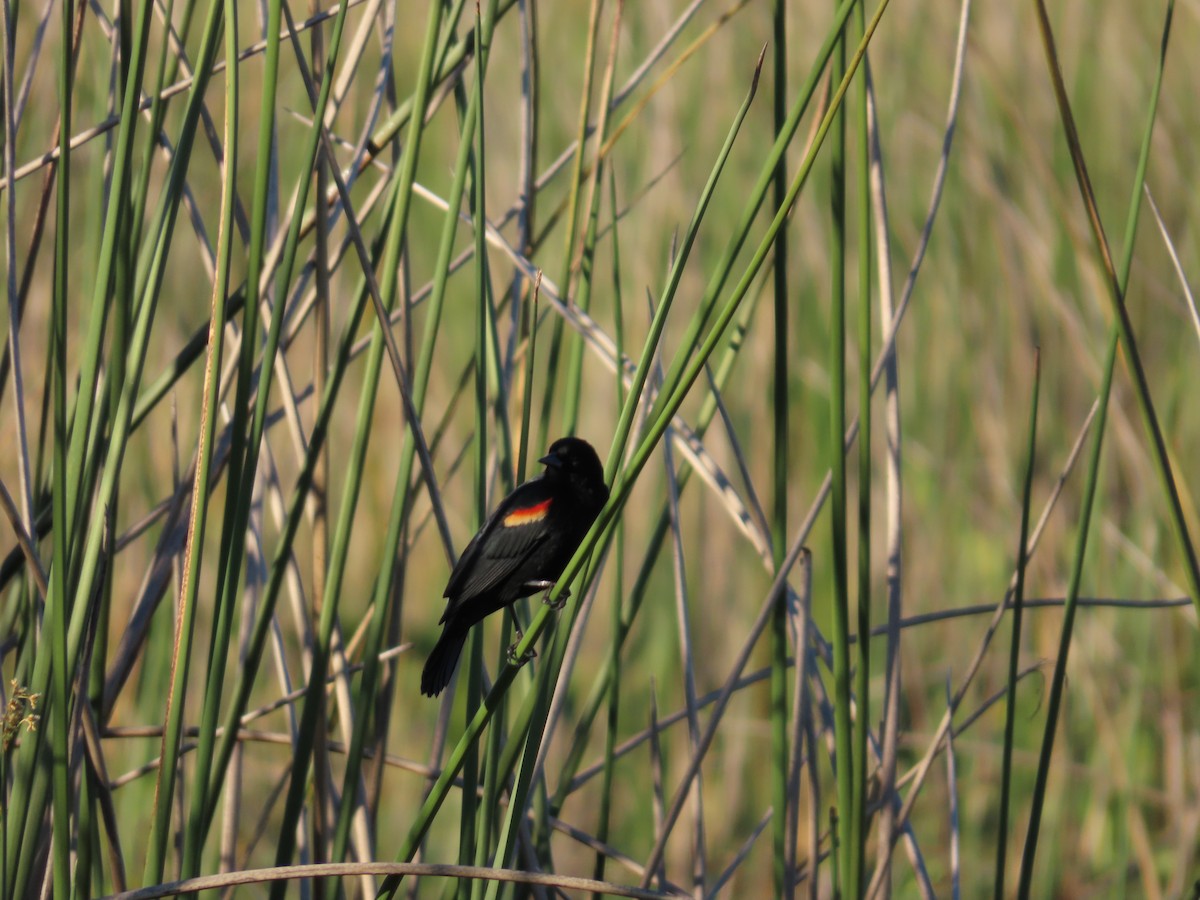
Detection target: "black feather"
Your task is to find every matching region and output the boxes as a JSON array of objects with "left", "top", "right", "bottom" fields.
[{"left": 421, "top": 437, "right": 608, "bottom": 697}]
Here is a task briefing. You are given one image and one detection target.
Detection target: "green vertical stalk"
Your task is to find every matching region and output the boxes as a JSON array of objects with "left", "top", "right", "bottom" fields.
[
  {"left": 1017, "top": 323, "right": 1115, "bottom": 898},
  {"left": 517, "top": 282, "right": 540, "bottom": 485},
  {"left": 141, "top": 0, "right": 240, "bottom": 883},
  {"left": 1019, "top": 1, "right": 1177, "bottom": 890},
  {"left": 592, "top": 169, "right": 625, "bottom": 896},
  {"left": 309, "top": 6, "right": 332, "bottom": 881},
  {"left": 827, "top": 3, "right": 856, "bottom": 897},
  {"left": 472, "top": 6, "right": 515, "bottom": 870},
  {"left": 851, "top": 0, "right": 872, "bottom": 887},
  {"left": 479, "top": 4, "right": 525, "bottom": 882},
  {"left": 90, "top": 1, "right": 137, "bottom": 730},
  {"left": 332, "top": 0, "right": 495, "bottom": 868},
  {"left": 197, "top": 0, "right": 287, "bottom": 810},
  {"left": 460, "top": 1, "right": 491, "bottom": 881},
  {"left": 323, "top": 271, "right": 391, "bottom": 876},
  {"left": 128, "top": 0, "right": 192, "bottom": 255},
  {"left": 560, "top": 164, "right": 604, "bottom": 437},
  {"left": 831, "top": 807, "right": 842, "bottom": 898},
  {"left": 72, "top": 770, "right": 94, "bottom": 899},
  {"left": 170, "top": 0, "right": 258, "bottom": 866},
  {"left": 769, "top": 0, "right": 790, "bottom": 895},
  {"left": 537, "top": 0, "right": 603, "bottom": 449},
  {"left": 995, "top": 351, "right": 1039, "bottom": 898},
  {"left": 48, "top": 1, "right": 75, "bottom": 896},
  {"left": 216, "top": 0, "right": 283, "bottom": 524},
  {"left": 62, "top": 0, "right": 154, "bottom": 553},
  {"left": 562, "top": 1, "right": 621, "bottom": 438},
  {"left": 1, "top": 702, "right": 5, "bottom": 900},
  {"left": 166, "top": 0, "right": 236, "bottom": 880},
  {"left": 200, "top": 0, "right": 353, "bottom": 882}
]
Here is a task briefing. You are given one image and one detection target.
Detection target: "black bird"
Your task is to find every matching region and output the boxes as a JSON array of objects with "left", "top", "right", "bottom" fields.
[{"left": 421, "top": 436, "right": 609, "bottom": 697}]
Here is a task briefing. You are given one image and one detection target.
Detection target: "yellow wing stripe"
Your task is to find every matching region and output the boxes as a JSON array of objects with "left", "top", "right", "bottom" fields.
[{"left": 503, "top": 498, "right": 552, "bottom": 527}]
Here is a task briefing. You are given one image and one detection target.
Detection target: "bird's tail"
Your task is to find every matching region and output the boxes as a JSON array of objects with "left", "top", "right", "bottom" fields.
[{"left": 421, "top": 625, "right": 468, "bottom": 697}]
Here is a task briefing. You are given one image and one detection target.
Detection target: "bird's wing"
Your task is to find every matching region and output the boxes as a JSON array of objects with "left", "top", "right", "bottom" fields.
[{"left": 443, "top": 481, "right": 555, "bottom": 605}]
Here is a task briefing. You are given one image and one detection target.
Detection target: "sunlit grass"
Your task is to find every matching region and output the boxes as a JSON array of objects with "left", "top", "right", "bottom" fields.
[{"left": 0, "top": 1, "right": 1197, "bottom": 897}]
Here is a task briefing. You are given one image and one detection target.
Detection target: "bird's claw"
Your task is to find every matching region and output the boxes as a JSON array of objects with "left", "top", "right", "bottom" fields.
[
  {"left": 543, "top": 586, "right": 569, "bottom": 610},
  {"left": 507, "top": 639, "right": 537, "bottom": 666},
  {"left": 521, "top": 579, "right": 569, "bottom": 610}
]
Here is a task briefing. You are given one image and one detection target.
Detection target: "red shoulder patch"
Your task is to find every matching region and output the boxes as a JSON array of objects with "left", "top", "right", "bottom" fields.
[{"left": 502, "top": 498, "right": 552, "bottom": 527}]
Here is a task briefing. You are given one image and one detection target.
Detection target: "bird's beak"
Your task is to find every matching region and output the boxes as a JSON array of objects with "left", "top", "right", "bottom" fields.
[{"left": 539, "top": 452, "right": 563, "bottom": 469}]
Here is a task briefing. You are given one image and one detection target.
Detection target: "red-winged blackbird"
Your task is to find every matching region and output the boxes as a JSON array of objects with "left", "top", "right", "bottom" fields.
[{"left": 421, "top": 437, "right": 609, "bottom": 697}]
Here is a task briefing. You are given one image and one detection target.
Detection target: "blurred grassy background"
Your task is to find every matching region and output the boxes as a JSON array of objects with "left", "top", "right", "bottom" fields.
[{"left": 1, "top": 0, "right": 1198, "bottom": 897}]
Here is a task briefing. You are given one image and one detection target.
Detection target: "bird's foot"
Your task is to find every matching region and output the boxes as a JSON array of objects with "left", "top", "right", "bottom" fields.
[
  {"left": 525, "top": 580, "right": 570, "bottom": 610},
  {"left": 506, "top": 637, "right": 537, "bottom": 666}
]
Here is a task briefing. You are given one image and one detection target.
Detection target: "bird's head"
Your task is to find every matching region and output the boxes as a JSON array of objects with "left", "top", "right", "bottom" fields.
[{"left": 540, "top": 437, "right": 606, "bottom": 493}]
